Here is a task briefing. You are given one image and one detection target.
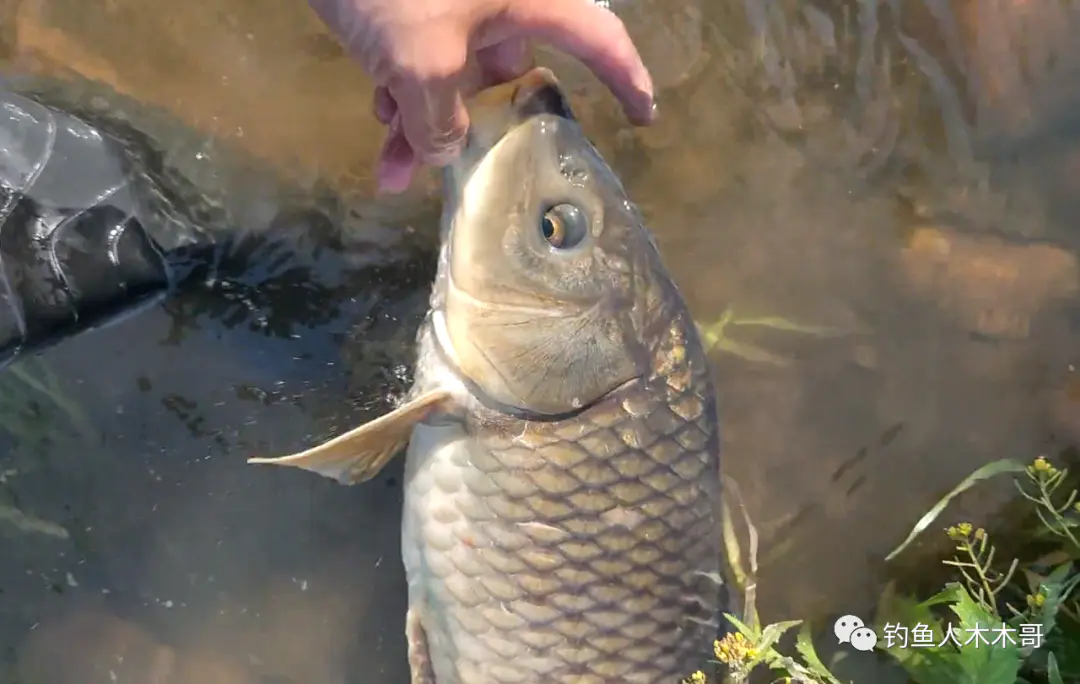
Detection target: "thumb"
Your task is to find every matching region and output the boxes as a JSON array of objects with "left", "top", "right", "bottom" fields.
[
  {"left": 497, "top": 0, "right": 655, "bottom": 124},
  {"left": 387, "top": 40, "right": 471, "bottom": 166},
  {"left": 475, "top": 37, "right": 535, "bottom": 86}
]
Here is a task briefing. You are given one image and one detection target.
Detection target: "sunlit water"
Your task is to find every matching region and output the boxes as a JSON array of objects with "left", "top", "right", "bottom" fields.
[{"left": 0, "top": 0, "right": 1079, "bottom": 681}]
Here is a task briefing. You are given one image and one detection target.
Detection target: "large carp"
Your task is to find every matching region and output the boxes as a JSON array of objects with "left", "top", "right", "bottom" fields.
[{"left": 250, "top": 67, "right": 724, "bottom": 684}]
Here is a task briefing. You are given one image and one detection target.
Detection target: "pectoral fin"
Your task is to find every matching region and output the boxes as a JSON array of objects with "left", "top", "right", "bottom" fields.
[
  {"left": 406, "top": 606, "right": 436, "bottom": 684},
  {"left": 248, "top": 390, "right": 451, "bottom": 484}
]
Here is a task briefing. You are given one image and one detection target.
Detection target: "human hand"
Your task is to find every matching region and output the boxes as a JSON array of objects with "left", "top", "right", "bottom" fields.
[{"left": 309, "top": 0, "right": 655, "bottom": 193}]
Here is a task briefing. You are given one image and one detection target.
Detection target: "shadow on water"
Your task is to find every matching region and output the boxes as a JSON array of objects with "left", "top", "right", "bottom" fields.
[{"left": 0, "top": 0, "right": 1079, "bottom": 681}]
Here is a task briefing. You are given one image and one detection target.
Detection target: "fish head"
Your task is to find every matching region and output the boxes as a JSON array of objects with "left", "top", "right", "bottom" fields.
[{"left": 437, "top": 67, "right": 672, "bottom": 417}]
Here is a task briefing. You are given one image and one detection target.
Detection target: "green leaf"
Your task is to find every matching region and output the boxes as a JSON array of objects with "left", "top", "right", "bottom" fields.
[
  {"left": 945, "top": 584, "right": 1022, "bottom": 684},
  {"left": 758, "top": 620, "right": 801, "bottom": 649},
  {"left": 1048, "top": 652, "right": 1065, "bottom": 684},
  {"left": 724, "top": 613, "right": 760, "bottom": 641},
  {"left": 876, "top": 581, "right": 946, "bottom": 644},
  {"left": 948, "top": 582, "right": 998, "bottom": 628},
  {"left": 875, "top": 584, "right": 965, "bottom": 684},
  {"left": 1019, "top": 562, "right": 1080, "bottom": 658},
  {"left": 886, "top": 459, "right": 1027, "bottom": 561},
  {"left": 1043, "top": 614, "right": 1080, "bottom": 681},
  {"left": 874, "top": 583, "right": 1024, "bottom": 684},
  {"left": 920, "top": 583, "right": 971, "bottom": 609},
  {"left": 748, "top": 620, "right": 801, "bottom": 667},
  {"left": 794, "top": 623, "right": 843, "bottom": 684},
  {"left": 879, "top": 641, "right": 966, "bottom": 684},
  {"left": 959, "top": 648, "right": 1022, "bottom": 684}
]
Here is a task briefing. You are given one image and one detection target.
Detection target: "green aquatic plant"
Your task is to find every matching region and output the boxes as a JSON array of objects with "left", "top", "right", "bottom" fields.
[
  {"left": 0, "top": 357, "right": 93, "bottom": 542},
  {"left": 0, "top": 357, "right": 97, "bottom": 453},
  {"left": 697, "top": 307, "right": 844, "bottom": 366},
  {"left": 874, "top": 579, "right": 1024, "bottom": 684},
  {"left": 941, "top": 522, "right": 1018, "bottom": 618},
  {"left": 878, "top": 456, "right": 1080, "bottom": 684},
  {"left": 687, "top": 454, "right": 1080, "bottom": 684},
  {"left": 1016, "top": 458, "right": 1080, "bottom": 551},
  {"left": 886, "top": 458, "right": 1029, "bottom": 562},
  {"left": 680, "top": 475, "right": 846, "bottom": 684}
]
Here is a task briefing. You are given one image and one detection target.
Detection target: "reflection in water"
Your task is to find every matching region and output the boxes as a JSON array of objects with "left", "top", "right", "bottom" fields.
[{"left": 0, "top": 0, "right": 1079, "bottom": 681}]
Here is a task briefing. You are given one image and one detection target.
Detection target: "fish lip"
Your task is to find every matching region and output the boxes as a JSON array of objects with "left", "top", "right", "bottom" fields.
[
  {"left": 427, "top": 308, "right": 640, "bottom": 422},
  {"left": 447, "top": 67, "right": 576, "bottom": 186}
]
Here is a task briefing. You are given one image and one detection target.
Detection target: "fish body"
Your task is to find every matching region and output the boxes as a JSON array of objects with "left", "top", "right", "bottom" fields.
[{"left": 251, "top": 68, "right": 724, "bottom": 683}]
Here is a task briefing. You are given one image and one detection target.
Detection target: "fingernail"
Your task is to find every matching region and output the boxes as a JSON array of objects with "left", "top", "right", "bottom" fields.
[
  {"left": 377, "top": 160, "right": 413, "bottom": 194},
  {"left": 630, "top": 68, "right": 656, "bottom": 125},
  {"left": 628, "top": 96, "right": 656, "bottom": 126},
  {"left": 633, "top": 67, "right": 653, "bottom": 96}
]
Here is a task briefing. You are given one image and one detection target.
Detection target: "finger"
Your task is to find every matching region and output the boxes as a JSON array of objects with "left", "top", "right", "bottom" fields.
[
  {"left": 306, "top": 0, "right": 340, "bottom": 32},
  {"left": 376, "top": 115, "right": 420, "bottom": 194},
  {"left": 475, "top": 37, "right": 534, "bottom": 86},
  {"left": 309, "top": 0, "right": 393, "bottom": 80},
  {"left": 388, "top": 70, "right": 470, "bottom": 167},
  {"left": 497, "top": 0, "right": 655, "bottom": 124},
  {"left": 373, "top": 86, "right": 397, "bottom": 125}
]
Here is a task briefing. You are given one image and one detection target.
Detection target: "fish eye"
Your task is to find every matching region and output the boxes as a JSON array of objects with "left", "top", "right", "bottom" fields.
[{"left": 540, "top": 203, "right": 588, "bottom": 250}]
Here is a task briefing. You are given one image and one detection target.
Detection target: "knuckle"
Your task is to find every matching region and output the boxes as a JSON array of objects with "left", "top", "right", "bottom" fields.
[
  {"left": 387, "top": 36, "right": 468, "bottom": 84},
  {"left": 414, "top": 123, "right": 466, "bottom": 161}
]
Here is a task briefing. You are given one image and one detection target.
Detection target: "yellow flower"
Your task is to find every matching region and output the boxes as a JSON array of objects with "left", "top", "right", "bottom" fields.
[
  {"left": 681, "top": 671, "right": 707, "bottom": 684},
  {"left": 947, "top": 522, "right": 973, "bottom": 542},
  {"left": 1029, "top": 456, "right": 1060, "bottom": 479},
  {"left": 974, "top": 528, "right": 986, "bottom": 541},
  {"left": 714, "top": 632, "right": 758, "bottom": 666},
  {"left": 1027, "top": 592, "right": 1046, "bottom": 609}
]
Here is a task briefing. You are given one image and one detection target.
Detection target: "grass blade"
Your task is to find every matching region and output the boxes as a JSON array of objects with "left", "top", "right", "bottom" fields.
[
  {"left": 886, "top": 459, "right": 1027, "bottom": 561},
  {"left": 795, "top": 622, "right": 843, "bottom": 684}
]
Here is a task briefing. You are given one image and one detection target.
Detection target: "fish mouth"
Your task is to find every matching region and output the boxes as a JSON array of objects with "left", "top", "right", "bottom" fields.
[
  {"left": 470, "top": 67, "right": 576, "bottom": 124},
  {"left": 444, "top": 67, "right": 576, "bottom": 195}
]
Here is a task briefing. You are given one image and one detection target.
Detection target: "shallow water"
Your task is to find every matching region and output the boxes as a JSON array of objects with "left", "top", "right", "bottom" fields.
[{"left": 1, "top": 0, "right": 1079, "bottom": 681}]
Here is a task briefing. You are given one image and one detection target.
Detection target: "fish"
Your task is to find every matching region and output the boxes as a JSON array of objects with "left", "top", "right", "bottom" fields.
[{"left": 249, "top": 67, "right": 725, "bottom": 684}]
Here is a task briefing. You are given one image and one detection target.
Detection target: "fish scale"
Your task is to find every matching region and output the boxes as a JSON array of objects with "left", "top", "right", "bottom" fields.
[{"left": 401, "top": 307, "right": 722, "bottom": 683}]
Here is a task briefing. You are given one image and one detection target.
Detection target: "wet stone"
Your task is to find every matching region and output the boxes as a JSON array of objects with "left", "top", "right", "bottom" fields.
[{"left": 899, "top": 225, "right": 1080, "bottom": 339}]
